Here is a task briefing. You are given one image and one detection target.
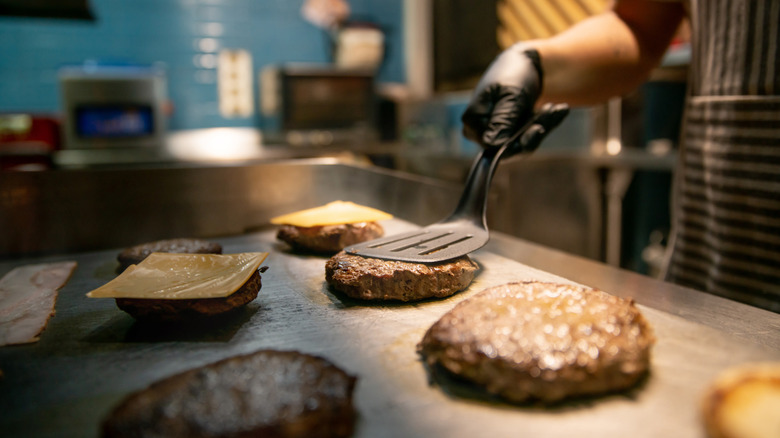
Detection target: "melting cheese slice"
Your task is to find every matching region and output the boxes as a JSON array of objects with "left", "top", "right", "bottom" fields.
[
  {"left": 87, "top": 252, "right": 268, "bottom": 300},
  {"left": 270, "top": 201, "right": 392, "bottom": 227}
]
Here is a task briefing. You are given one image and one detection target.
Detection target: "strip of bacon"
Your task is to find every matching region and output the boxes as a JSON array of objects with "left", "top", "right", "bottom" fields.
[{"left": 0, "top": 261, "right": 77, "bottom": 346}]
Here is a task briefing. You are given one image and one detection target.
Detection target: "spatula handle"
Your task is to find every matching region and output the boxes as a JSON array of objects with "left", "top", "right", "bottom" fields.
[
  {"left": 448, "top": 103, "right": 570, "bottom": 227},
  {"left": 446, "top": 142, "right": 506, "bottom": 227}
]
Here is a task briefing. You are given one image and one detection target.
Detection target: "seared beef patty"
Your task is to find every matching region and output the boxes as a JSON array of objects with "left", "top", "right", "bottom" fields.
[
  {"left": 325, "top": 251, "right": 478, "bottom": 302},
  {"left": 115, "top": 269, "right": 263, "bottom": 322},
  {"left": 117, "top": 238, "right": 223, "bottom": 272},
  {"left": 101, "top": 350, "right": 357, "bottom": 438},
  {"left": 277, "top": 222, "right": 384, "bottom": 254},
  {"left": 418, "top": 281, "right": 655, "bottom": 403}
]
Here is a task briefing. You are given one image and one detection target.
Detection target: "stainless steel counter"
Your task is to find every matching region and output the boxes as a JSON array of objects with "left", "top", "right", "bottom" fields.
[{"left": 0, "top": 160, "right": 778, "bottom": 438}]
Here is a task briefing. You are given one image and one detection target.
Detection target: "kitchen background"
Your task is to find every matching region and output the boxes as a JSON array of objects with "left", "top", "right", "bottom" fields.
[
  {"left": 0, "top": 0, "right": 687, "bottom": 277},
  {"left": 0, "top": 0, "right": 404, "bottom": 130}
]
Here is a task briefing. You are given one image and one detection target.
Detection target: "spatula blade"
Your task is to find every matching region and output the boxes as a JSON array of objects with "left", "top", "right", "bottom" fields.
[
  {"left": 344, "top": 222, "right": 488, "bottom": 263},
  {"left": 344, "top": 105, "right": 569, "bottom": 264}
]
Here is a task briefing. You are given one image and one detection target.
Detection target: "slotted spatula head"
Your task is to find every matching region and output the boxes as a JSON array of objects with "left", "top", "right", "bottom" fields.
[
  {"left": 345, "top": 104, "right": 570, "bottom": 264},
  {"left": 344, "top": 220, "right": 487, "bottom": 263}
]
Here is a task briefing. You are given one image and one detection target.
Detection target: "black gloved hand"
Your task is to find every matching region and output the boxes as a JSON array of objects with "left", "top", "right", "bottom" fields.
[
  {"left": 462, "top": 44, "right": 543, "bottom": 151},
  {"left": 506, "top": 102, "right": 569, "bottom": 156}
]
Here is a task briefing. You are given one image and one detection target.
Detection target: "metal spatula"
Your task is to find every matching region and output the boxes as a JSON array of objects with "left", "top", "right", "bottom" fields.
[{"left": 345, "top": 103, "right": 569, "bottom": 263}]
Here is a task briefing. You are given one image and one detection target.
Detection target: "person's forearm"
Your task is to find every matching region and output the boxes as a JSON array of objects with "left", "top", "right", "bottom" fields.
[{"left": 529, "top": 1, "right": 685, "bottom": 106}]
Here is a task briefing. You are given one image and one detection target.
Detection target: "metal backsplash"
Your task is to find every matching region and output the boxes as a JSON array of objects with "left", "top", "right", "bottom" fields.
[{"left": 0, "top": 159, "right": 459, "bottom": 258}]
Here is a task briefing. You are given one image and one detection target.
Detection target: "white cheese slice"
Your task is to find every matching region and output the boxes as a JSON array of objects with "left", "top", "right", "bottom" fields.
[
  {"left": 87, "top": 252, "right": 268, "bottom": 300},
  {"left": 270, "top": 201, "right": 392, "bottom": 227}
]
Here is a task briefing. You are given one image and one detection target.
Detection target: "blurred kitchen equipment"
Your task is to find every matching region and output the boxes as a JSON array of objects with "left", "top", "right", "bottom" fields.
[
  {"left": 260, "top": 64, "right": 376, "bottom": 146},
  {"left": 301, "top": 0, "right": 350, "bottom": 29},
  {"left": 0, "top": 114, "right": 60, "bottom": 171},
  {"left": 333, "top": 22, "right": 384, "bottom": 70},
  {"left": 58, "top": 64, "right": 167, "bottom": 156},
  {"left": 346, "top": 104, "right": 570, "bottom": 263},
  {"left": 300, "top": 0, "right": 383, "bottom": 70}
]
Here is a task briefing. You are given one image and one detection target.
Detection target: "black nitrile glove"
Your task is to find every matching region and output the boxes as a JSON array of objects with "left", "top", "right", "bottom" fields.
[
  {"left": 462, "top": 44, "right": 543, "bottom": 151},
  {"left": 506, "top": 102, "right": 569, "bottom": 157}
]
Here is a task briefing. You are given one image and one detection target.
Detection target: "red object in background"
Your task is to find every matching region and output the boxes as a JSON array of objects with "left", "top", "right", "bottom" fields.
[{"left": 0, "top": 115, "right": 61, "bottom": 171}]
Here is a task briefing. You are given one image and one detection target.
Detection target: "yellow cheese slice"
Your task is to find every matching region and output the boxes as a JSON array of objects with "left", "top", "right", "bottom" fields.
[
  {"left": 87, "top": 252, "right": 268, "bottom": 300},
  {"left": 270, "top": 201, "right": 392, "bottom": 227}
]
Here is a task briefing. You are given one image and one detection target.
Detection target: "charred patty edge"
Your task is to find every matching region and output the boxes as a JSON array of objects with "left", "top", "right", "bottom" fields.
[
  {"left": 276, "top": 222, "right": 384, "bottom": 254},
  {"left": 114, "top": 269, "right": 262, "bottom": 322},
  {"left": 101, "top": 349, "right": 358, "bottom": 438},
  {"left": 325, "top": 251, "right": 479, "bottom": 302},
  {"left": 418, "top": 281, "right": 655, "bottom": 403},
  {"left": 117, "top": 238, "right": 223, "bottom": 272}
]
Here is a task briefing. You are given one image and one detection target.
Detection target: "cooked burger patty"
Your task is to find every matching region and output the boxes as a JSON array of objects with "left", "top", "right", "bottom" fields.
[
  {"left": 418, "top": 281, "right": 655, "bottom": 403},
  {"left": 277, "top": 222, "right": 384, "bottom": 254},
  {"left": 325, "top": 251, "right": 478, "bottom": 302},
  {"left": 117, "top": 238, "right": 223, "bottom": 272},
  {"left": 101, "top": 350, "right": 357, "bottom": 438},
  {"left": 115, "top": 269, "right": 263, "bottom": 322}
]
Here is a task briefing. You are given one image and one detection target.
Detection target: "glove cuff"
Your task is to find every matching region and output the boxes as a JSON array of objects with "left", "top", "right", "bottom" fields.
[{"left": 522, "top": 48, "right": 544, "bottom": 95}]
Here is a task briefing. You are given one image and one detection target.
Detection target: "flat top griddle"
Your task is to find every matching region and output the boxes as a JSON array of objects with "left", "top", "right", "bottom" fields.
[{"left": 0, "top": 219, "right": 778, "bottom": 438}]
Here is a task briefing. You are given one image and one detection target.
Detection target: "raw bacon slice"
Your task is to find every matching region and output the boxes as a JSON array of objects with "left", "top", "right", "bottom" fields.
[{"left": 0, "top": 261, "right": 77, "bottom": 346}]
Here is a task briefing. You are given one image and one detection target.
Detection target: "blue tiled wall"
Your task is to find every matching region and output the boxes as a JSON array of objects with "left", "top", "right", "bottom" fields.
[{"left": 0, "top": 0, "right": 405, "bottom": 131}]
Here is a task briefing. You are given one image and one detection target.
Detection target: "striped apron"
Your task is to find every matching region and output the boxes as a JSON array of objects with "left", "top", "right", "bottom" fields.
[{"left": 663, "top": 0, "right": 780, "bottom": 312}]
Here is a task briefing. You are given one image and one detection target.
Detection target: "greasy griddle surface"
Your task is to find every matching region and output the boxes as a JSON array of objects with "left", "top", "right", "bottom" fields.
[{"left": 0, "top": 219, "right": 777, "bottom": 438}]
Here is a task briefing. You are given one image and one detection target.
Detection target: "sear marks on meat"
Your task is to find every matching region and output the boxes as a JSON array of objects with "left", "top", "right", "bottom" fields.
[
  {"left": 114, "top": 269, "right": 263, "bottom": 322},
  {"left": 418, "top": 281, "right": 655, "bottom": 403},
  {"left": 117, "top": 238, "right": 223, "bottom": 272},
  {"left": 277, "top": 222, "right": 384, "bottom": 254},
  {"left": 325, "top": 251, "right": 478, "bottom": 302},
  {"left": 102, "top": 350, "right": 357, "bottom": 438}
]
